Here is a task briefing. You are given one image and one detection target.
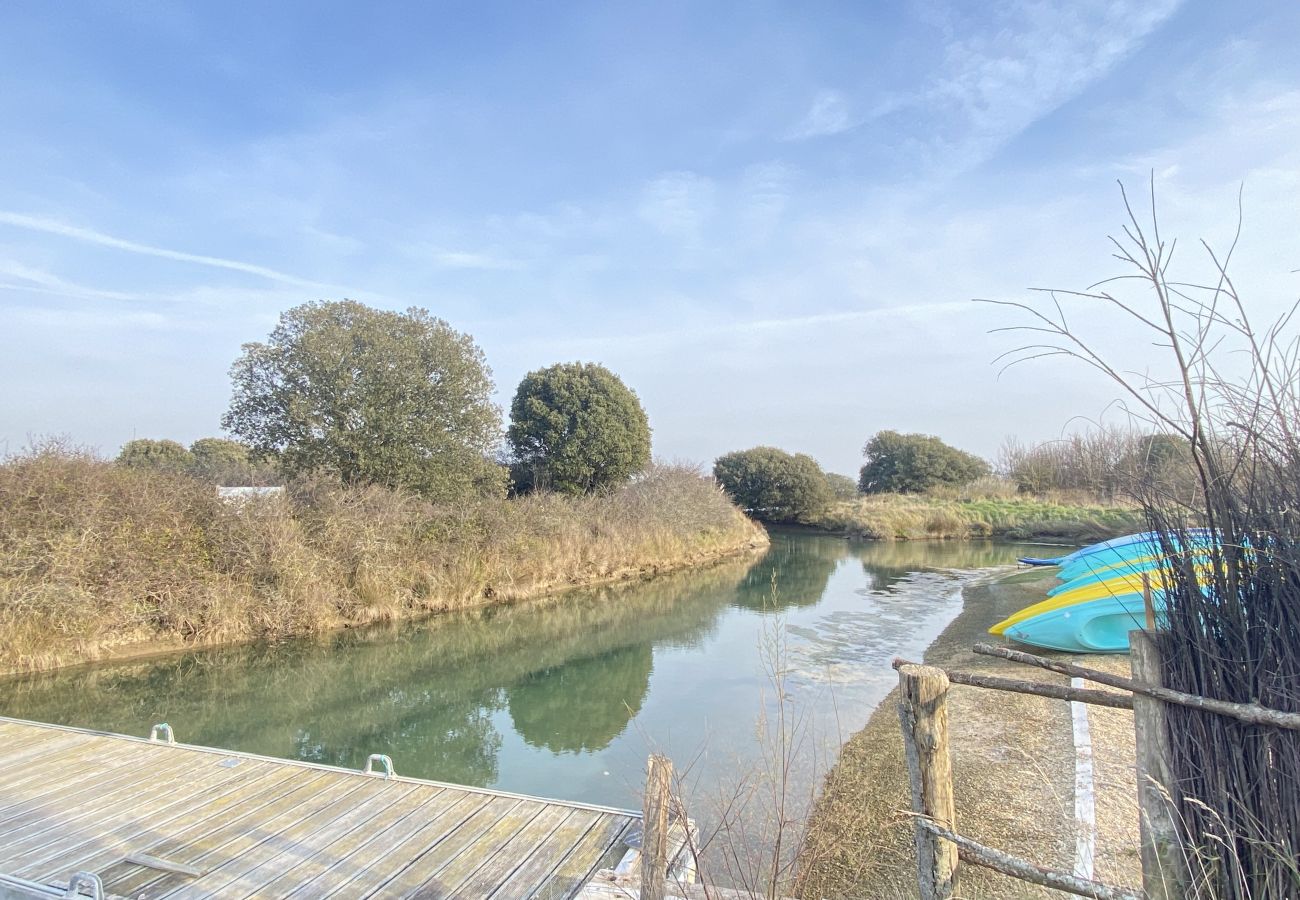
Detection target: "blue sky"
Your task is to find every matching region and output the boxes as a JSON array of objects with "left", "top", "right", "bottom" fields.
[{"left": 3, "top": 1, "right": 1300, "bottom": 475}]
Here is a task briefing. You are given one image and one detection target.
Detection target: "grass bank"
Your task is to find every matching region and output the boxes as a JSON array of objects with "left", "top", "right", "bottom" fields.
[
  {"left": 810, "top": 493, "right": 1145, "bottom": 543},
  {"left": 0, "top": 448, "right": 766, "bottom": 674}
]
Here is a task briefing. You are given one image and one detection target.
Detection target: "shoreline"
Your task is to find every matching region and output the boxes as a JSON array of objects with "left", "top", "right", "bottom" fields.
[
  {"left": 0, "top": 532, "right": 768, "bottom": 679},
  {"left": 796, "top": 566, "right": 1142, "bottom": 898}
]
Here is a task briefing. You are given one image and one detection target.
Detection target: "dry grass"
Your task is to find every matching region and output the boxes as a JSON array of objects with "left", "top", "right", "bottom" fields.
[
  {"left": 812, "top": 491, "right": 1144, "bottom": 543},
  {"left": 0, "top": 446, "right": 766, "bottom": 673}
]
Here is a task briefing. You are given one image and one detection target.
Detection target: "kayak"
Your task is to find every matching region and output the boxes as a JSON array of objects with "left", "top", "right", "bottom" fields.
[
  {"left": 1002, "top": 594, "right": 1162, "bottom": 653},
  {"left": 990, "top": 579, "right": 1160, "bottom": 635}
]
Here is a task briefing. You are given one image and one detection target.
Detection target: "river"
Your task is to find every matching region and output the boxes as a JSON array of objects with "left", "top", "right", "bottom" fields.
[{"left": 0, "top": 532, "right": 1043, "bottom": 821}]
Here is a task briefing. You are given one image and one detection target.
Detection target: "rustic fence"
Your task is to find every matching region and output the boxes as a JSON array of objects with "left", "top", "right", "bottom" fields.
[{"left": 894, "top": 631, "right": 1300, "bottom": 900}]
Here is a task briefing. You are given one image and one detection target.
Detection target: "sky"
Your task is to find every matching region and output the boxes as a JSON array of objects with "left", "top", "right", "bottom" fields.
[{"left": 3, "top": 1, "right": 1300, "bottom": 476}]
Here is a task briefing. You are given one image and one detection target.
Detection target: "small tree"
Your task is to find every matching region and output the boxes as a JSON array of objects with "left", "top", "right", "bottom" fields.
[
  {"left": 222, "top": 299, "right": 504, "bottom": 502},
  {"left": 116, "top": 439, "right": 194, "bottom": 473},
  {"left": 507, "top": 362, "right": 651, "bottom": 494},
  {"left": 858, "top": 430, "right": 989, "bottom": 493},
  {"left": 824, "top": 472, "right": 859, "bottom": 500},
  {"left": 189, "top": 437, "right": 274, "bottom": 485},
  {"left": 713, "top": 447, "right": 832, "bottom": 524}
]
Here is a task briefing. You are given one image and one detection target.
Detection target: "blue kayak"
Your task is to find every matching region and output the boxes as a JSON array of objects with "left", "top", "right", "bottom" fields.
[
  {"left": 1003, "top": 591, "right": 1163, "bottom": 653},
  {"left": 1018, "top": 531, "right": 1167, "bottom": 568}
]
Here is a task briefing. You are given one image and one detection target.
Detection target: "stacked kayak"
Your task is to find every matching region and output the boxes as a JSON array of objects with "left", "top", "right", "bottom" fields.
[{"left": 995, "top": 531, "right": 1214, "bottom": 653}]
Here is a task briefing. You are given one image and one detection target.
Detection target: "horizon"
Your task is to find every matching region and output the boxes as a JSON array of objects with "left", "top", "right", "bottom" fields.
[{"left": 4, "top": 2, "right": 1300, "bottom": 476}]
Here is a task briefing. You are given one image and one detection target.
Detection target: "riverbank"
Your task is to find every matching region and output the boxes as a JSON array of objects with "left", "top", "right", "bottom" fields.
[
  {"left": 795, "top": 568, "right": 1142, "bottom": 898},
  {"left": 0, "top": 451, "right": 766, "bottom": 675},
  {"left": 809, "top": 494, "right": 1144, "bottom": 543}
]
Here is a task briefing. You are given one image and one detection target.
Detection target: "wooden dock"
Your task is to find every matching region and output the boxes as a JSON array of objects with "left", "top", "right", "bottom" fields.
[{"left": 0, "top": 716, "right": 640, "bottom": 899}]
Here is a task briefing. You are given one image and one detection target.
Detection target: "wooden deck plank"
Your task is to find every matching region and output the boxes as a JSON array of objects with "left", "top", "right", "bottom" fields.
[
  {"left": 0, "top": 731, "right": 113, "bottom": 786},
  {"left": 531, "top": 817, "right": 640, "bottom": 900},
  {"left": 0, "top": 718, "right": 641, "bottom": 900},
  {"left": 318, "top": 794, "right": 513, "bottom": 899},
  {"left": 0, "top": 739, "right": 157, "bottom": 813},
  {"left": 480, "top": 809, "right": 603, "bottom": 900},
  {"left": 0, "top": 749, "right": 202, "bottom": 859},
  {"left": 215, "top": 779, "right": 425, "bottom": 900},
  {"left": 445, "top": 804, "right": 584, "bottom": 899},
  {"left": 243, "top": 782, "right": 439, "bottom": 900},
  {"left": 22, "top": 760, "right": 283, "bottom": 880},
  {"left": 97, "top": 769, "right": 331, "bottom": 896},
  {"left": 378, "top": 798, "right": 548, "bottom": 898},
  {"left": 156, "top": 777, "right": 395, "bottom": 899}
]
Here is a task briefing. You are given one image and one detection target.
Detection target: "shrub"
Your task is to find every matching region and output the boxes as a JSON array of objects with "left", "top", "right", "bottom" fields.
[
  {"left": 223, "top": 299, "right": 504, "bottom": 503},
  {"left": 507, "top": 362, "right": 652, "bottom": 494},
  {"left": 116, "top": 438, "right": 194, "bottom": 473},
  {"left": 712, "top": 447, "right": 832, "bottom": 524},
  {"left": 824, "top": 472, "right": 859, "bottom": 500},
  {"left": 858, "top": 430, "right": 989, "bottom": 493}
]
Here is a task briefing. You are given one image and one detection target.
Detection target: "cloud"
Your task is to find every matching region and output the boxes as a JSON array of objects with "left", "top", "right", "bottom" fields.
[
  {"left": 788, "top": 90, "right": 853, "bottom": 140},
  {"left": 637, "top": 172, "right": 717, "bottom": 239},
  {"left": 907, "top": 0, "right": 1185, "bottom": 175},
  {"left": 0, "top": 260, "right": 159, "bottom": 303},
  {"left": 0, "top": 211, "right": 355, "bottom": 293},
  {"left": 430, "top": 249, "right": 523, "bottom": 271}
]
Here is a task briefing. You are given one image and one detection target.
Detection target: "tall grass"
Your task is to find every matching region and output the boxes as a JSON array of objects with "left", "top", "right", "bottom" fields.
[
  {"left": 0, "top": 445, "right": 765, "bottom": 673},
  {"left": 810, "top": 490, "right": 1143, "bottom": 542}
]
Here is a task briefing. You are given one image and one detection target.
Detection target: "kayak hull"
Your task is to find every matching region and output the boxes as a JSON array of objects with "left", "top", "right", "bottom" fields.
[{"left": 1003, "top": 595, "right": 1162, "bottom": 653}]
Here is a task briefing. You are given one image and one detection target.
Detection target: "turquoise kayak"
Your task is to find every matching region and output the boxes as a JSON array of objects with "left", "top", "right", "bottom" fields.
[
  {"left": 1018, "top": 530, "right": 1177, "bottom": 569},
  {"left": 1003, "top": 592, "right": 1163, "bottom": 653}
]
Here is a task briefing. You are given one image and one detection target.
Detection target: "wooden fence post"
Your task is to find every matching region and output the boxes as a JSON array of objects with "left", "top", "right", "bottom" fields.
[
  {"left": 898, "top": 663, "right": 958, "bottom": 900},
  {"left": 1130, "top": 630, "right": 1189, "bottom": 900},
  {"left": 641, "top": 754, "right": 672, "bottom": 900}
]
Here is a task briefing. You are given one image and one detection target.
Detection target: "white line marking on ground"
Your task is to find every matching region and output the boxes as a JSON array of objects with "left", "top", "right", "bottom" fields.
[{"left": 1070, "top": 676, "right": 1097, "bottom": 879}]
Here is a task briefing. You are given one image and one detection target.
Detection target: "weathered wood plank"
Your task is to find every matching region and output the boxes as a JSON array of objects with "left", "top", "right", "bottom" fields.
[
  {"left": 98, "top": 769, "right": 330, "bottom": 896},
  {"left": 20, "top": 759, "right": 286, "bottom": 879},
  {"left": 125, "top": 774, "right": 357, "bottom": 898},
  {"left": 449, "top": 805, "right": 587, "bottom": 898},
  {"left": 19, "top": 759, "right": 282, "bottom": 879},
  {"left": 0, "top": 750, "right": 201, "bottom": 859},
  {"left": 0, "top": 732, "right": 121, "bottom": 789},
  {"left": 242, "top": 783, "right": 437, "bottom": 900},
  {"left": 0, "top": 739, "right": 155, "bottom": 813},
  {"left": 153, "top": 777, "right": 385, "bottom": 899},
  {"left": 526, "top": 815, "right": 636, "bottom": 900},
  {"left": 480, "top": 809, "right": 601, "bottom": 899},
  {"left": 281, "top": 792, "right": 492, "bottom": 899},
  {"left": 401, "top": 799, "right": 553, "bottom": 898},
  {"left": 352, "top": 795, "right": 526, "bottom": 898}
]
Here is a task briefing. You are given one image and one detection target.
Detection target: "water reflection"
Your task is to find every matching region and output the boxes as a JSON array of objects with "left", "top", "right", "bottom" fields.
[
  {"left": 509, "top": 643, "right": 652, "bottom": 753},
  {"left": 0, "top": 533, "right": 1044, "bottom": 810}
]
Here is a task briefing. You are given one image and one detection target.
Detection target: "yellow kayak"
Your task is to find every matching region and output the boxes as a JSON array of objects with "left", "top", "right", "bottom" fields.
[{"left": 992, "top": 564, "right": 1210, "bottom": 635}]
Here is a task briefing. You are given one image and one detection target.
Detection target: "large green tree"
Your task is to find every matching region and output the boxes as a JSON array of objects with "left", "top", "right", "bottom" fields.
[
  {"left": 507, "top": 362, "right": 651, "bottom": 494},
  {"left": 712, "top": 446, "right": 832, "bottom": 524},
  {"left": 222, "top": 300, "right": 504, "bottom": 501},
  {"left": 858, "top": 430, "right": 989, "bottom": 493}
]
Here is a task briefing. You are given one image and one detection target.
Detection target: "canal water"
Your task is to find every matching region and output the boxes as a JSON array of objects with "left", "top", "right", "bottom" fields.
[{"left": 0, "top": 532, "right": 1041, "bottom": 817}]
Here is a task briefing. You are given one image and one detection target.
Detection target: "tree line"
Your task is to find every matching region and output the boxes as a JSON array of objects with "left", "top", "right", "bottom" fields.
[
  {"left": 120, "top": 299, "right": 652, "bottom": 500},
  {"left": 711, "top": 432, "right": 989, "bottom": 524}
]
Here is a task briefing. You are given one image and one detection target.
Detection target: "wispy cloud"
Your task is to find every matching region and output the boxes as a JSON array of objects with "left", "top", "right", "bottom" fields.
[
  {"left": 908, "top": 0, "right": 1185, "bottom": 174},
  {"left": 787, "top": 90, "right": 853, "bottom": 140},
  {"left": 0, "top": 260, "right": 158, "bottom": 303},
  {"left": 430, "top": 249, "right": 523, "bottom": 271},
  {"left": 0, "top": 211, "right": 353, "bottom": 293}
]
